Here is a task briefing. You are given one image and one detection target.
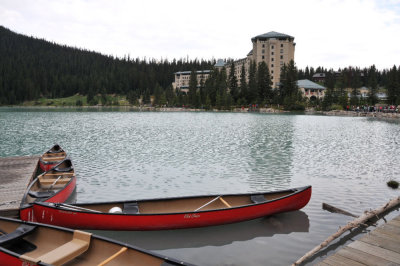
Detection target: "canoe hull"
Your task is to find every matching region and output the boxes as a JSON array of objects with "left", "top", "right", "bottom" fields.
[
  {"left": 33, "top": 186, "right": 311, "bottom": 230},
  {"left": 20, "top": 176, "right": 76, "bottom": 222}
]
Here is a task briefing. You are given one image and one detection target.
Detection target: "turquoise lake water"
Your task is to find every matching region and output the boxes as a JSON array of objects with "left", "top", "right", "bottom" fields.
[{"left": 1, "top": 107, "right": 399, "bottom": 265}]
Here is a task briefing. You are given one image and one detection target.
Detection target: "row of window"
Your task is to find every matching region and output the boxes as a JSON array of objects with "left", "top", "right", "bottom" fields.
[
  {"left": 262, "top": 49, "right": 285, "bottom": 54},
  {"left": 261, "top": 55, "right": 284, "bottom": 60},
  {"left": 262, "top": 43, "right": 285, "bottom": 49}
]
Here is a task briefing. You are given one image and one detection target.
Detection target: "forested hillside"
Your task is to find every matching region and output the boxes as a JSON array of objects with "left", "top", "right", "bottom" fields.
[{"left": 0, "top": 26, "right": 213, "bottom": 105}]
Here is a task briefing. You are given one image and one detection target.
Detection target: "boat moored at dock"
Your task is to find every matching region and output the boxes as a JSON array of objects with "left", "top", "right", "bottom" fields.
[
  {"left": 0, "top": 216, "right": 193, "bottom": 266},
  {"left": 38, "top": 144, "right": 67, "bottom": 172},
  {"left": 32, "top": 186, "right": 312, "bottom": 230},
  {"left": 20, "top": 159, "right": 76, "bottom": 222}
]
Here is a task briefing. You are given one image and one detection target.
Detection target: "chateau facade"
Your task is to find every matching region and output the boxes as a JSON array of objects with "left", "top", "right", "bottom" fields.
[
  {"left": 219, "top": 31, "right": 296, "bottom": 88},
  {"left": 172, "top": 70, "right": 211, "bottom": 93},
  {"left": 173, "top": 31, "right": 296, "bottom": 91}
]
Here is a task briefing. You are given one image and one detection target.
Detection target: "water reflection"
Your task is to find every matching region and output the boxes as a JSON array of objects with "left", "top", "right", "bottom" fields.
[
  {"left": 247, "top": 115, "right": 294, "bottom": 191},
  {"left": 91, "top": 210, "right": 309, "bottom": 250}
]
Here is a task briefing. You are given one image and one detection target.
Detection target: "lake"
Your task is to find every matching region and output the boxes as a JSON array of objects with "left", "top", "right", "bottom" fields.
[{"left": 1, "top": 107, "right": 399, "bottom": 265}]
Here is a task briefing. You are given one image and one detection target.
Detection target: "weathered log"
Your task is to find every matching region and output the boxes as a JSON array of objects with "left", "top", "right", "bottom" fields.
[
  {"left": 322, "top": 203, "right": 358, "bottom": 218},
  {"left": 293, "top": 196, "right": 400, "bottom": 266}
]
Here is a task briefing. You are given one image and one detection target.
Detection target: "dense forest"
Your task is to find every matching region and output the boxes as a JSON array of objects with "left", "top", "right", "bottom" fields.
[
  {"left": 1, "top": 25, "right": 399, "bottom": 109},
  {"left": 0, "top": 26, "right": 213, "bottom": 105}
]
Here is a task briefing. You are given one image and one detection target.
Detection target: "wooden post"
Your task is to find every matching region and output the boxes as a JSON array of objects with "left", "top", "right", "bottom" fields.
[{"left": 293, "top": 196, "right": 400, "bottom": 266}]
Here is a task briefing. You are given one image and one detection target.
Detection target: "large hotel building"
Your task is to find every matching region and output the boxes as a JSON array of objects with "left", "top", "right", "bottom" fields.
[{"left": 173, "top": 31, "right": 296, "bottom": 90}]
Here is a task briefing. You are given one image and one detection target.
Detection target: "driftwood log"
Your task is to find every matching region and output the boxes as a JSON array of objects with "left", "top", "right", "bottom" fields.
[
  {"left": 292, "top": 196, "right": 400, "bottom": 266},
  {"left": 322, "top": 203, "right": 358, "bottom": 218}
]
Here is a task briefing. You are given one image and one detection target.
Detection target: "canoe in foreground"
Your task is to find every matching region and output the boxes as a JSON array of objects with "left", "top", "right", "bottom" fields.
[
  {"left": 20, "top": 159, "right": 76, "bottom": 222},
  {"left": 39, "top": 144, "right": 67, "bottom": 172},
  {"left": 33, "top": 186, "right": 312, "bottom": 230},
  {"left": 0, "top": 216, "right": 193, "bottom": 266}
]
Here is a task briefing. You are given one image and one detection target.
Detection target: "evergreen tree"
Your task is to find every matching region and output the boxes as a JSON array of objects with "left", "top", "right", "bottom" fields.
[
  {"left": 278, "top": 60, "right": 301, "bottom": 109},
  {"left": 368, "top": 65, "right": 378, "bottom": 105},
  {"left": 153, "top": 83, "right": 163, "bottom": 106},
  {"left": 387, "top": 65, "right": 399, "bottom": 105},
  {"left": 165, "top": 85, "right": 176, "bottom": 107},
  {"left": 322, "top": 70, "right": 335, "bottom": 110},
  {"left": 228, "top": 62, "right": 238, "bottom": 104},
  {"left": 256, "top": 61, "right": 272, "bottom": 104},
  {"left": 188, "top": 70, "right": 198, "bottom": 107},
  {"left": 247, "top": 61, "right": 257, "bottom": 104},
  {"left": 239, "top": 63, "right": 247, "bottom": 104}
]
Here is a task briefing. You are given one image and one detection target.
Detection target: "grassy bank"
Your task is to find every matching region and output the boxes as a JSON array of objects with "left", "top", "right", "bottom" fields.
[{"left": 22, "top": 94, "right": 129, "bottom": 107}]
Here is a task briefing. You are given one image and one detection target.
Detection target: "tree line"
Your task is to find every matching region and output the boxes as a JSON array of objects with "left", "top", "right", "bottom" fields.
[
  {"left": 1, "top": 25, "right": 399, "bottom": 110},
  {"left": 0, "top": 26, "right": 213, "bottom": 105}
]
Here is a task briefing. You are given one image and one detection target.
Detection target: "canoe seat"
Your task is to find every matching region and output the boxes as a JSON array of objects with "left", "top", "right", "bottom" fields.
[
  {"left": 0, "top": 224, "right": 37, "bottom": 245},
  {"left": 123, "top": 202, "right": 140, "bottom": 214},
  {"left": 39, "top": 176, "right": 70, "bottom": 186},
  {"left": 21, "top": 230, "right": 91, "bottom": 266},
  {"left": 28, "top": 191, "right": 54, "bottom": 198},
  {"left": 251, "top": 194, "right": 267, "bottom": 204}
]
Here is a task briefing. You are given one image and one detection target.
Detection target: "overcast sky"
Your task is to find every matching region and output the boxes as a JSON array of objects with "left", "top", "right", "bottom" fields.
[{"left": 1, "top": 0, "right": 400, "bottom": 69}]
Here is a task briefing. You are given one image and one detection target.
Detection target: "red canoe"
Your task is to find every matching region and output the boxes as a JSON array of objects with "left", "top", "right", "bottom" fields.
[
  {"left": 38, "top": 144, "right": 67, "bottom": 172},
  {"left": 0, "top": 216, "right": 193, "bottom": 266},
  {"left": 32, "top": 186, "right": 311, "bottom": 230},
  {"left": 20, "top": 159, "right": 76, "bottom": 222}
]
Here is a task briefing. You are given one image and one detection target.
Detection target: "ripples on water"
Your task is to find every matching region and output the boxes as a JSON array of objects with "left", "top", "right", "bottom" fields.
[{"left": 1, "top": 108, "right": 399, "bottom": 265}]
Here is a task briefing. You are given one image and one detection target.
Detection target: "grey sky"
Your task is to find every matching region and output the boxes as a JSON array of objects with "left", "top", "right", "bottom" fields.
[{"left": 1, "top": 0, "right": 400, "bottom": 69}]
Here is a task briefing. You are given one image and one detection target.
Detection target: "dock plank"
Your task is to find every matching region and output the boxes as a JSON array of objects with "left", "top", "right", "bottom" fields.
[
  {"left": 348, "top": 240, "right": 400, "bottom": 264},
  {"left": 323, "top": 254, "right": 364, "bottom": 266},
  {"left": 337, "top": 246, "right": 395, "bottom": 266},
  {"left": 0, "top": 156, "right": 39, "bottom": 217},
  {"left": 359, "top": 234, "right": 400, "bottom": 253},
  {"left": 317, "top": 215, "right": 400, "bottom": 266},
  {"left": 370, "top": 230, "right": 400, "bottom": 243},
  {"left": 388, "top": 219, "right": 400, "bottom": 227}
]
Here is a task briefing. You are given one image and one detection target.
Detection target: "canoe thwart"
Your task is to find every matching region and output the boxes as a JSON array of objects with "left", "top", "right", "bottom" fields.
[
  {"left": 251, "top": 194, "right": 267, "bottom": 204},
  {"left": 34, "top": 230, "right": 91, "bottom": 266},
  {"left": 219, "top": 197, "right": 232, "bottom": 208},
  {"left": 98, "top": 247, "right": 128, "bottom": 266},
  {"left": 123, "top": 202, "right": 140, "bottom": 214},
  {"left": 0, "top": 224, "right": 37, "bottom": 245}
]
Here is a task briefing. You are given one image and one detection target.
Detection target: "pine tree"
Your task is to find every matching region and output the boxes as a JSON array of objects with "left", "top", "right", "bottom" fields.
[
  {"left": 153, "top": 83, "right": 163, "bottom": 106},
  {"left": 188, "top": 70, "right": 198, "bottom": 107},
  {"left": 256, "top": 61, "right": 272, "bottom": 104},
  {"left": 239, "top": 63, "right": 247, "bottom": 104},
  {"left": 368, "top": 65, "right": 378, "bottom": 105},
  {"left": 228, "top": 62, "right": 238, "bottom": 104},
  {"left": 247, "top": 61, "right": 257, "bottom": 104},
  {"left": 387, "top": 65, "right": 399, "bottom": 105},
  {"left": 279, "top": 60, "right": 302, "bottom": 110}
]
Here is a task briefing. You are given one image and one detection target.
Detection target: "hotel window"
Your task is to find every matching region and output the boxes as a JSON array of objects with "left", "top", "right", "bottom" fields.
[
  {"left": 280, "top": 61, "right": 284, "bottom": 66},
  {"left": 271, "top": 58, "right": 274, "bottom": 62},
  {"left": 271, "top": 70, "right": 274, "bottom": 74},
  {"left": 280, "top": 55, "right": 283, "bottom": 59},
  {"left": 262, "top": 55, "right": 265, "bottom": 59},
  {"left": 262, "top": 44, "right": 265, "bottom": 48},
  {"left": 271, "top": 45, "right": 274, "bottom": 49},
  {"left": 262, "top": 49, "right": 265, "bottom": 54},
  {"left": 271, "top": 52, "right": 274, "bottom": 55},
  {"left": 271, "top": 64, "right": 274, "bottom": 68},
  {"left": 280, "top": 44, "right": 283, "bottom": 47},
  {"left": 280, "top": 49, "right": 283, "bottom": 53}
]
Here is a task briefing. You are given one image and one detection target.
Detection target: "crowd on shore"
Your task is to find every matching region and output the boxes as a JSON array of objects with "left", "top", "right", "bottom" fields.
[{"left": 345, "top": 105, "right": 399, "bottom": 113}]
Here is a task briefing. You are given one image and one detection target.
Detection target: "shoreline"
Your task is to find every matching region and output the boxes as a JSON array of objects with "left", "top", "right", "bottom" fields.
[{"left": 2, "top": 105, "right": 400, "bottom": 119}]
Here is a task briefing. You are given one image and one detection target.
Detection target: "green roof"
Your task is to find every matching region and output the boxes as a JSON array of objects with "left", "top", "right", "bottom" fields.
[
  {"left": 297, "top": 79, "right": 325, "bottom": 90},
  {"left": 251, "top": 31, "right": 294, "bottom": 42}
]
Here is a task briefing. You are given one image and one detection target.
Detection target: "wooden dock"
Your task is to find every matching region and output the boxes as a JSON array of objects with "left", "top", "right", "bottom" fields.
[
  {"left": 0, "top": 155, "right": 39, "bottom": 218},
  {"left": 317, "top": 215, "right": 400, "bottom": 266}
]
